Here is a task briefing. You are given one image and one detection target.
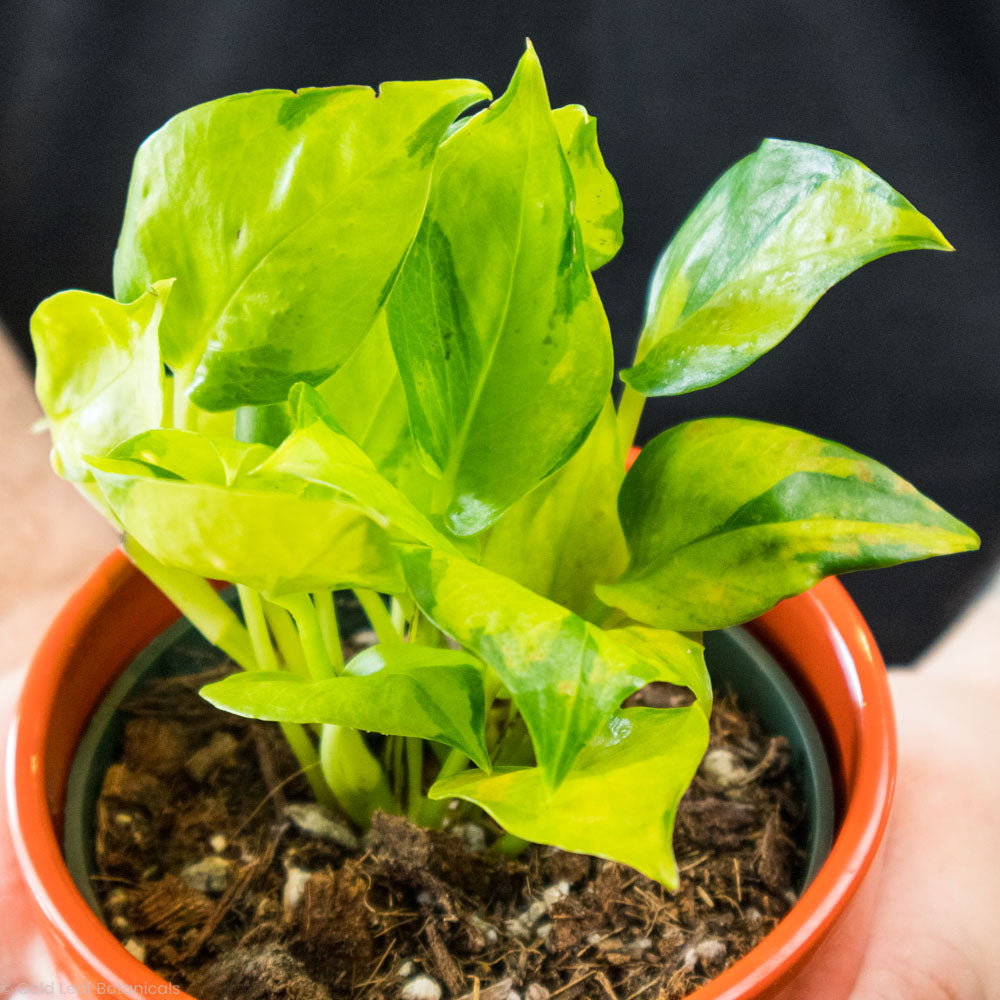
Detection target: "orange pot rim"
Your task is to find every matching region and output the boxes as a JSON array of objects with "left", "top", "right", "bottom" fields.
[{"left": 6, "top": 549, "right": 896, "bottom": 998}]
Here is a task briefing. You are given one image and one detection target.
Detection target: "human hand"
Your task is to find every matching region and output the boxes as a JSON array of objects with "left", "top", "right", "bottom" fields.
[
  {"left": 846, "top": 666, "right": 1000, "bottom": 999},
  {"left": 0, "top": 333, "right": 116, "bottom": 675}
]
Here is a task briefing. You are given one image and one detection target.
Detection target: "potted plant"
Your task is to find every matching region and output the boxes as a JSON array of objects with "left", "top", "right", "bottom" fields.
[{"left": 8, "top": 42, "right": 976, "bottom": 999}]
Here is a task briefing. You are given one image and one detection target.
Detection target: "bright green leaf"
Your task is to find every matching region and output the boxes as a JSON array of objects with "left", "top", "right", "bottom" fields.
[
  {"left": 430, "top": 704, "right": 709, "bottom": 888},
  {"left": 622, "top": 139, "right": 953, "bottom": 396},
  {"left": 400, "top": 546, "right": 707, "bottom": 786},
  {"left": 552, "top": 104, "right": 623, "bottom": 270},
  {"left": 112, "top": 428, "right": 273, "bottom": 486},
  {"left": 480, "top": 397, "right": 627, "bottom": 621},
  {"left": 88, "top": 431, "right": 404, "bottom": 596},
  {"left": 316, "top": 315, "right": 436, "bottom": 511},
  {"left": 114, "top": 80, "right": 490, "bottom": 410},
  {"left": 597, "top": 418, "right": 980, "bottom": 630},
  {"left": 385, "top": 44, "right": 613, "bottom": 535},
  {"left": 200, "top": 644, "right": 490, "bottom": 770},
  {"left": 31, "top": 282, "right": 173, "bottom": 481},
  {"left": 257, "top": 383, "right": 455, "bottom": 552}
]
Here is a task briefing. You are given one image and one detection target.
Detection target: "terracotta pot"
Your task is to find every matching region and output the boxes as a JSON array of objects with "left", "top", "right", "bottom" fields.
[{"left": 6, "top": 548, "right": 895, "bottom": 999}]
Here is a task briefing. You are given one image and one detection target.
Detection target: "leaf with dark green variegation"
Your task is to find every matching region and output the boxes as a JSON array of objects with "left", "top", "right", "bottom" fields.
[
  {"left": 597, "top": 418, "right": 980, "bottom": 630},
  {"left": 430, "top": 704, "right": 709, "bottom": 887},
  {"left": 400, "top": 546, "right": 707, "bottom": 785},
  {"left": 234, "top": 402, "right": 294, "bottom": 448},
  {"left": 385, "top": 44, "right": 613, "bottom": 535},
  {"left": 87, "top": 430, "right": 404, "bottom": 596},
  {"left": 200, "top": 644, "right": 490, "bottom": 770},
  {"left": 114, "top": 80, "right": 490, "bottom": 410},
  {"left": 552, "top": 105, "right": 623, "bottom": 270},
  {"left": 31, "top": 282, "right": 173, "bottom": 481},
  {"left": 480, "top": 398, "right": 627, "bottom": 621},
  {"left": 622, "top": 139, "right": 952, "bottom": 396}
]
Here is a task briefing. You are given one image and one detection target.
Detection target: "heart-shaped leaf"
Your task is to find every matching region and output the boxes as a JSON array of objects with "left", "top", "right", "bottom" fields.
[
  {"left": 597, "top": 418, "right": 980, "bottom": 630},
  {"left": 201, "top": 644, "right": 490, "bottom": 770},
  {"left": 430, "top": 704, "right": 709, "bottom": 888},
  {"left": 114, "top": 79, "right": 489, "bottom": 410},
  {"left": 622, "top": 139, "right": 952, "bottom": 396},
  {"left": 400, "top": 546, "right": 707, "bottom": 786},
  {"left": 385, "top": 44, "right": 613, "bottom": 535}
]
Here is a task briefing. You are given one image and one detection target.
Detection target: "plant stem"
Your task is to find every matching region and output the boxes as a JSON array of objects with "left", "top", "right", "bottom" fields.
[
  {"left": 262, "top": 602, "right": 310, "bottom": 677},
  {"left": 237, "top": 585, "right": 279, "bottom": 672},
  {"left": 421, "top": 745, "right": 471, "bottom": 828},
  {"left": 616, "top": 383, "right": 647, "bottom": 456},
  {"left": 281, "top": 720, "right": 338, "bottom": 812},
  {"left": 405, "top": 737, "right": 425, "bottom": 821},
  {"left": 124, "top": 537, "right": 256, "bottom": 672},
  {"left": 491, "top": 832, "right": 529, "bottom": 857},
  {"left": 313, "top": 590, "right": 344, "bottom": 667},
  {"left": 319, "top": 724, "right": 397, "bottom": 826},
  {"left": 284, "top": 595, "right": 399, "bottom": 824},
  {"left": 392, "top": 734, "right": 405, "bottom": 800},
  {"left": 234, "top": 584, "right": 334, "bottom": 808},
  {"left": 390, "top": 597, "right": 408, "bottom": 636},
  {"left": 280, "top": 593, "right": 339, "bottom": 679},
  {"left": 354, "top": 589, "right": 402, "bottom": 645}
]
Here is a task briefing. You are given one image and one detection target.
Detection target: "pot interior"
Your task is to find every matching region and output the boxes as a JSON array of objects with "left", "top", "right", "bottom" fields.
[{"left": 63, "top": 604, "right": 834, "bottom": 917}]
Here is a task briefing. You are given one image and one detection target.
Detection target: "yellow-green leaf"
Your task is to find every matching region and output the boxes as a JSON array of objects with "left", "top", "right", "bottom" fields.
[
  {"left": 400, "top": 546, "right": 707, "bottom": 786},
  {"left": 623, "top": 139, "right": 952, "bottom": 396},
  {"left": 597, "top": 418, "right": 980, "bottom": 630},
  {"left": 114, "top": 80, "right": 490, "bottom": 410},
  {"left": 31, "top": 282, "right": 173, "bottom": 481},
  {"left": 552, "top": 104, "right": 623, "bottom": 269},
  {"left": 430, "top": 705, "right": 708, "bottom": 888}
]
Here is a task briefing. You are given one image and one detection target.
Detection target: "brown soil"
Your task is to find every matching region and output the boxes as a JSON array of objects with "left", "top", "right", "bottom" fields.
[{"left": 93, "top": 659, "right": 808, "bottom": 1000}]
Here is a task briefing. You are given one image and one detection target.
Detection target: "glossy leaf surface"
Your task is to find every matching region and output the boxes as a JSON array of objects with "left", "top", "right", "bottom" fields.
[
  {"left": 88, "top": 430, "right": 404, "bottom": 596},
  {"left": 480, "top": 398, "right": 627, "bottom": 621},
  {"left": 622, "top": 139, "right": 952, "bottom": 396},
  {"left": 597, "top": 418, "right": 980, "bottom": 630},
  {"left": 316, "top": 315, "right": 436, "bottom": 511},
  {"left": 31, "top": 282, "right": 172, "bottom": 481},
  {"left": 552, "top": 104, "right": 623, "bottom": 270},
  {"left": 431, "top": 704, "right": 709, "bottom": 887},
  {"left": 400, "top": 546, "right": 708, "bottom": 785},
  {"left": 114, "top": 80, "right": 489, "bottom": 410},
  {"left": 260, "top": 384, "right": 455, "bottom": 552},
  {"left": 201, "top": 644, "right": 490, "bottom": 770},
  {"left": 385, "top": 45, "right": 613, "bottom": 535}
]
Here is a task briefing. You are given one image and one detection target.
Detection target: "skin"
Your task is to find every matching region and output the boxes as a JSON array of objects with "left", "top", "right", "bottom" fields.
[
  {"left": 846, "top": 586, "right": 1000, "bottom": 1000},
  {"left": 0, "top": 334, "right": 116, "bottom": 672},
  {"left": 0, "top": 334, "right": 997, "bottom": 996}
]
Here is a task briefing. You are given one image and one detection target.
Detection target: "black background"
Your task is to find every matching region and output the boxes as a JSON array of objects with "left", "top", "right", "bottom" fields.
[{"left": 1, "top": 1, "right": 997, "bottom": 662}]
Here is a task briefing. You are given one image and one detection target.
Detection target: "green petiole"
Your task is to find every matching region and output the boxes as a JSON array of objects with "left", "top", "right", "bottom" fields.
[
  {"left": 125, "top": 537, "right": 256, "bottom": 672},
  {"left": 354, "top": 589, "right": 402, "bottom": 645},
  {"left": 313, "top": 590, "right": 343, "bottom": 666}
]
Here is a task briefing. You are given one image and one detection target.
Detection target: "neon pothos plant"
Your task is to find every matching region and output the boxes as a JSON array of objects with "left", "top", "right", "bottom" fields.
[{"left": 32, "top": 44, "right": 977, "bottom": 888}]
